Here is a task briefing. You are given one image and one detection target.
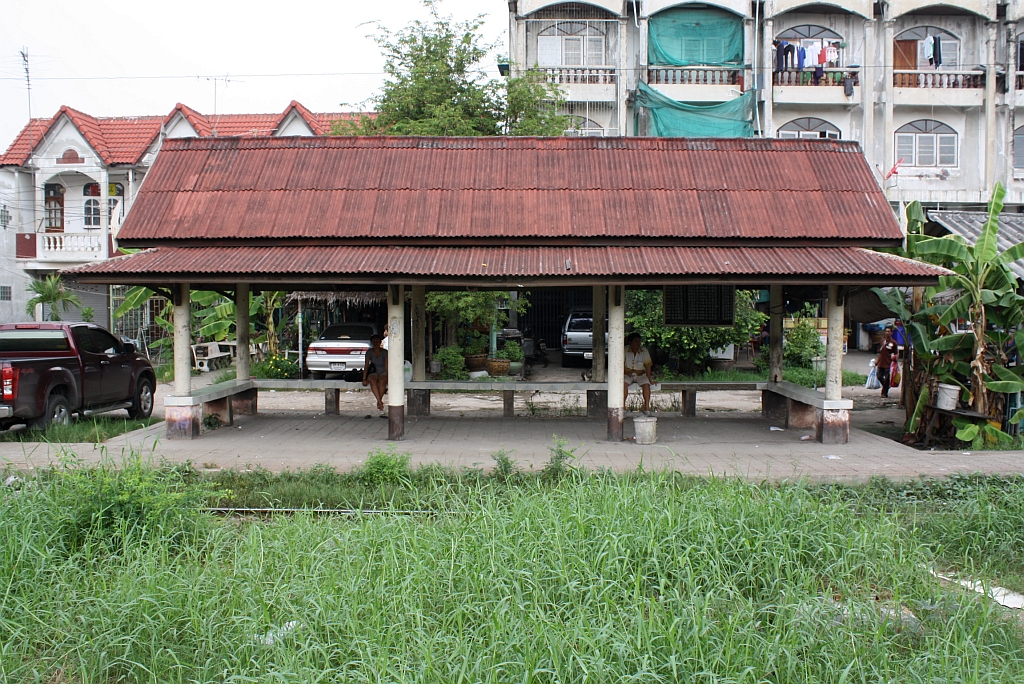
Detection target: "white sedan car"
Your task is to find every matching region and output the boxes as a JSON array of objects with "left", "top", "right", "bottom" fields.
[{"left": 305, "top": 323, "right": 381, "bottom": 379}]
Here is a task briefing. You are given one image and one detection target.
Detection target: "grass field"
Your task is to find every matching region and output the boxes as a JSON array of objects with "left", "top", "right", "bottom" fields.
[
  {"left": 2, "top": 453, "right": 1022, "bottom": 682},
  {"left": 0, "top": 415, "right": 158, "bottom": 444}
]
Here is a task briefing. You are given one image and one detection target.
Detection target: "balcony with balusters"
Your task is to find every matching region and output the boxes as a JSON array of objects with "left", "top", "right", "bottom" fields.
[
  {"left": 539, "top": 67, "right": 617, "bottom": 102},
  {"left": 893, "top": 70, "right": 985, "bottom": 107},
  {"left": 772, "top": 69, "right": 860, "bottom": 105},
  {"left": 646, "top": 67, "right": 745, "bottom": 102}
]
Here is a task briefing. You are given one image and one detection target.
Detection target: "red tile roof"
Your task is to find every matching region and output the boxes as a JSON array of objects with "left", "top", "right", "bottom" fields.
[
  {"left": 65, "top": 245, "right": 949, "bottom": 286},
  {"left": 118, "top": 136, "right": 902, "bottom": 243},
  {"left": 0, "top": 102, "right": 367, "bottom": 167}
]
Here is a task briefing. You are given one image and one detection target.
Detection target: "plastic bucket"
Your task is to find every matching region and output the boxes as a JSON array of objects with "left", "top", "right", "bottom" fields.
[
  {"left": 633, "top": 417, "right": 658, "bottom": 445},
  {"left": 936, "top": 383, "right": 959, "bottom": 411}
]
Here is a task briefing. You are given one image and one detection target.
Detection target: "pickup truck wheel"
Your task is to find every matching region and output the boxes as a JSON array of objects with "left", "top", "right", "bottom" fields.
[
  {"left": 128, "top": 377, "right": 155, "bottom": 419},
  {"left": 32, "top": 394, "right": 72, "bottom": 430}
]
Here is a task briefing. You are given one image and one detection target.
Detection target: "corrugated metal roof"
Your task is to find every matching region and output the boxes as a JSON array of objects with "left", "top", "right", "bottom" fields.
[
  {"left": 116, "top": 136, "right": 901, "bottom": 243},
  {"left": 66, "top": 246, "right": 947, "bottom": 283},
  {"left": 929, "top": 210, "right": 1024, "bottom": 280}
]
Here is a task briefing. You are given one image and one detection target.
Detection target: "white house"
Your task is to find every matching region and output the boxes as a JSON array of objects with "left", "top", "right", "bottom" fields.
[{"left": 0, "top": 102, "right": 358, "bottom": 328}]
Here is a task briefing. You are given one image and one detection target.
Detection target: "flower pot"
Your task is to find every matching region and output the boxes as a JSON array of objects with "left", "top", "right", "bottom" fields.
[
  {"left": 507, "top": 361, "right": 523, "bottom": 376},
  {"left": 486, "top": 357, "right": 511, "bottom": 376},
  {"left": 429, "top": 359, "right": 442, "bottom": 374},
  {"left": 464, "top": 353, "right": 488, "bottom": 372}
]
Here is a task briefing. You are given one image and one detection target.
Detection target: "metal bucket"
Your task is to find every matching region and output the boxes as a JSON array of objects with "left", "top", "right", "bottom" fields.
[{"left": 633, "top": 417, "right": 658, "bottom": 445}]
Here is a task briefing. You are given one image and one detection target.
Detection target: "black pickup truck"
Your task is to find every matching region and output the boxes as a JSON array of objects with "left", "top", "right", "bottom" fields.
[{"left": 0, "top": 323, "right": 156, "bottom": 430}]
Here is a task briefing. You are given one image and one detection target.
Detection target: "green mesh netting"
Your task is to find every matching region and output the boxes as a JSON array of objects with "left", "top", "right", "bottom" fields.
[
  {"left": 648, "top": 7, "right": 744, "bottom": 67},
  {"left": 635, "top": 81, "right": 753, "bottom": 138}
]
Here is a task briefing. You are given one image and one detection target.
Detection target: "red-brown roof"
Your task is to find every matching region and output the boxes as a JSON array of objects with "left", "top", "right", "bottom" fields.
[
  {"left": 65, "top": 245, "right": 948, "bottom": 286},
  {"left": 118, "top": 136, "right": 902, "bottom": 244},
  {"left": 0, "top": 102, "right": 367, "bottom": 167}
]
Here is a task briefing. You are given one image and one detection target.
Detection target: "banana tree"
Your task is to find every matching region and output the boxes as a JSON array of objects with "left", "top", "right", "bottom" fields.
[{"left": 911, "top": 183, "right": 1024, "bottom": 416}]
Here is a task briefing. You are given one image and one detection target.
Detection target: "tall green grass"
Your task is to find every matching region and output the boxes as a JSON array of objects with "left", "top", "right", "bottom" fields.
[
  {"left": 0, "top": 415, "right": 158, "bottom": 443},
  {"left": 2, "top": 459, "right": 1023, "bottom": 682}
]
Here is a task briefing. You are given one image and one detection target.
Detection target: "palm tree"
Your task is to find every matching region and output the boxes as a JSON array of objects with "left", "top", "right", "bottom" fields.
[{"left": 25, "top": 274, "right": 83, "bottom": 321}]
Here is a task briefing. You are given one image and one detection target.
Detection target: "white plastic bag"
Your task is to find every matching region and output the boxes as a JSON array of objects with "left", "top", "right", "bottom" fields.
[{"left": 865, "top": 366, "right": 881, "bottom": 390}]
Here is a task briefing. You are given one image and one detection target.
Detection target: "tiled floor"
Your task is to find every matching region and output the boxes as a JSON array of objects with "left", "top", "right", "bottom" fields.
[{"left": 3, "top": 408, "right": 1020, "bottom": 482}]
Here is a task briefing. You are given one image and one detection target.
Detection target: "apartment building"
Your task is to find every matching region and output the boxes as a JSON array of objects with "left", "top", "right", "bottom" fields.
[
  {"left": 0, "top": 102, "right": 356, "bottom": 326},
  {"left": 508, "top": 1, "right": 1023, "bottom": 209}
]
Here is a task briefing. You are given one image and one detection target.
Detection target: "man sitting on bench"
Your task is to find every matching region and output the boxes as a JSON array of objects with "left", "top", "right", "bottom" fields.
[{"left": 624, "top": 333, "right": 654, "bottom": 415}]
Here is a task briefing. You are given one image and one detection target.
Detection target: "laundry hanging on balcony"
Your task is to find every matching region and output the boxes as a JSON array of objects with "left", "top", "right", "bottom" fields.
[
  {"left": 635, "top": 81, "right": 753, "bottom": 138},
  {"left": 647, "top": 7, "right": 743, "bottom": 67}
]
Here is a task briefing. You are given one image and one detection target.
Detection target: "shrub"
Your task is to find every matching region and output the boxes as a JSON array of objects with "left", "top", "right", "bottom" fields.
[
  {"left": 463, "top": 331, "right": 488, "bottom": 355},
  {"left": 252, "top": 354, "right": 299, "bottom": 379},
  {"left": 434, "top": 345, "right": 468, "bottom": 380},
  {"left": 359, "top": 446, "right": 412, "bottom": 487},
  {"left": 784, "top": 319, "right": 825, "bottom": 369},
  {"left": 501, "top": 340, "right": 524, "bottom": 362},
  {"left": 541, "top": 436, "right": 579, "bottom": 482}
]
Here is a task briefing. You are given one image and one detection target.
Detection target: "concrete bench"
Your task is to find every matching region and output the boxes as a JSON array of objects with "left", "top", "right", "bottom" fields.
[
  {"left": 164, "top": 379, "right": 258, "bottom": 438},
  {"left": 405, "top": 380, "right": 606, "bottom": 417},
  {"left": 660, "top": 381, "right": 768, "bottom": 417},
  {"left": 762, "top": 380, "right": 853, "bottom": 444}
]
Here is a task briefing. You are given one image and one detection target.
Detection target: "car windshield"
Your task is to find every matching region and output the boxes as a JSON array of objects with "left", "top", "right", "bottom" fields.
[
  {"left": 567, "top": 317, "right": 593, "bottom": 332},
  {"left": 0, "top": 329, "right": 71, "bottom": 352},
  {"left": 319, "top": 325, "right": 375, "bottom": 341}
]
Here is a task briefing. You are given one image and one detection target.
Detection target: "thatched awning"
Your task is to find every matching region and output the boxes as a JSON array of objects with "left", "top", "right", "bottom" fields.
[{"left": 285, "top": 291, "right": 386, "bottom": 308}]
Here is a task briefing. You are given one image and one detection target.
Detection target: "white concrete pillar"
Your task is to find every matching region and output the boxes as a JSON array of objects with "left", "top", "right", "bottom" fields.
[
  {"left": 769, "top": 283, "right": 784, "bottom": 383},
  {"left": 862, "top": 19, "right": 876, "bottom": 163},
  {"left": 763, "top": 19, "right": 774, "bottom": 136},
  {"left": 618, "top": 18, "right": 628, "bottom": 134},
  {"left": 985, "top": 21, "right": 998, "bottom": 193},
  {"left": 825, "top": 285, "right": 844, "bottom": 402},
  {"left": 1009, "top": 23, "right": 1018, "bottom": 184},
  {"left": 883, "top": 20, "right": 895, "bottom": 196},
  {"left": 411, "top": 285, "right": 426, "bottom": 382},
  {"left": 99, "top": 169, "right": 110, "bottom": 257},
  {"left": 607, "top": 285, "right": 625, "bottom": 441},
  {"left": 235, "top": 283, "right": 250, "bottom": 381},
  {"left": 173, "top": 282, "right": 191, "bottom": 397},
  {"left": 387, "top": 285, "right": 406, "bottom": 440}
]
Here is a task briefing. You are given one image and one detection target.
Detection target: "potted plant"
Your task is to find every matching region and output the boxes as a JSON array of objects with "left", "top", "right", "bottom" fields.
[
  {"left": 463, "top": 331, "right": 489, "bottom": 372},
  {"left": 487, "top": 349, "right": 512, "bottom": 376},
  {"left": 502, "top": 340, "right": 524, "bottom": 375},
  {"left": 434, "top": 345, "right": 468, "bottom": 380}
]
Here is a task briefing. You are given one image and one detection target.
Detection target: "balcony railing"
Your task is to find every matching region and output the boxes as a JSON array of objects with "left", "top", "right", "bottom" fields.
[
  {"left": 773, "top": 69, "right": 858, "bottom": 87},
  {"left": 647, "top": 67, "right": 741, "bottom": 86},
  {"left": 37, "top": 232, "right": 105, "bottom": 261},
  {"left": 540, "top": 68, "right": 617, "bottom": 85},
  {"left": 893, "top": 70, "right": 983, "bottom": 89}
]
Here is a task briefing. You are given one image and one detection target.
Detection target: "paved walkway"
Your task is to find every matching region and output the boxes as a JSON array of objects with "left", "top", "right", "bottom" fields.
[{"left": 2, "top": 408, "right": 1021, "bottom": 482}]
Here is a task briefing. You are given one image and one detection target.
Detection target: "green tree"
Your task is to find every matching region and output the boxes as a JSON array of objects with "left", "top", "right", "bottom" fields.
[
  {"left": 426, "top": 291, "right": 529, "bottom": 347},
  {"left": 25, "top": 274, "right": 82, "bottom": 321},
  {"left": 333, "top": 1, "right": 567, "bottom": 137}
]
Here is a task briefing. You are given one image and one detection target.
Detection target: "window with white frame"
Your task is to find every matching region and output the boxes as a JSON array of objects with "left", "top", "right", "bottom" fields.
[
  {"left": 537, "top": 22, "right": 607, "bottom": 67},
  {"left": 895, "top": 120, "right": 957, "bottom": 167},
  {"left": 0, "top": 204, "right": 10, "bottom": 230},
  {"left": 894, "top": 26, "right": 960, "bottom": 69},
  {"left": 84, "top": 199, "right": 101, "bottom": 227},
  {"left": 0, "top": 286, "right": 10, "bottom": 302},
  {"left": 778, "top": 117, "right": 841, "bottom": 140},
  {"left": 775, "top": 25, "right": 844, "bottom": 68}
]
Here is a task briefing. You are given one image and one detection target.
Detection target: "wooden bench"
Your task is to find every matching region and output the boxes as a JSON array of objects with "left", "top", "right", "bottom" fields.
[{"left": 660, "top": 381, "right": 768, "bottom": 417}]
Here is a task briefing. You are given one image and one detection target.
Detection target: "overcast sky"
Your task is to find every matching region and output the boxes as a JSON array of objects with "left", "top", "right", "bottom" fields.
[{"left": 0, "top": 0, "right": 506, "bottom": 150}]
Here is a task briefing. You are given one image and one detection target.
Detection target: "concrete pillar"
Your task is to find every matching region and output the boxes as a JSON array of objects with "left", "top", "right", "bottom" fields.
[
  {"left": 409, "top": 285, "right": 430, "bottom": 417},
  {"left": 235, "top": 283, "right": 250, "bottom": 381},
  {"left": 1009, "top": 23, "right": 1018, "bottom": 182},
  {"left": 763, "top": 18, "right": 774, "bottom": 137},
  {"left": 589, "top": 285, "right": 607, "bottom": 418},
  {"left": 618, "top": 18, "right": 628, "bottom": 134},
  {"left": 607, "top": 285, "right": 625, "bottom": 441},
  {"left": 167, "top": 283, "right": 199, "bottom": 440},
  {"left": 769, "top": 283, "right": 783, "bottom": 383},
  {"left": 387, "top": 285, "right": 405, "bottom": 440},
  {"left": 883, "top": 20, "right": 895, "bottom": 197},
  {"left": 99, "top": 169, "right": 110, "bottom": 257},
  {"left": 985, "top": 22, "right": 998, "bottom": 193},
  {"left": 862, "top": 19, "right": 875, "bottom": 163},
  {"left": 503, "top": 390, "right": 515, "bottom": 418},
  {"left": 325, "top": 388, "right": 340, "bottom": 415},
  {"left": 173, "top": 283, "right": 191, "bottom": 397},
  {"left": 825, "top": 285, "right": 844, "bottom": 401}
]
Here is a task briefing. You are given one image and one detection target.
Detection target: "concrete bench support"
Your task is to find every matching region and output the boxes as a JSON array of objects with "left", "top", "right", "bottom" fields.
[
  {"left": 166, "top": 405, "right": 201, "bottom": 440},
  {"left": 503, "top": 390, "right": 515, "bottom": 417},
  {"left": 231, "top": 388, "right": 258, "bottom": 416},
  {"left": 681, "top": 389, "right": 697, "bottom": 417},
  {"left": 205, "top": 396, "right": 233, "bottom": 426},
  {"left": 409, "top": 389, "right": 431, "bottom": 417},
  {"left": 764, "top": 381, "right": 853, "bottom": 444},
  {"left": 762, "top": 390, "right": 787, "bottom": 422},
  {"left": 587, "top": 389, "right": 607, "bottom": 418},
  {"left": 661, "top": 382, "right": 766, "bottom": 418},
  {"left": 165, "top": 380, "right": 256, "bottom": 440},
  {"left": 325, "top": 388, "right": 340, "bottom": 415}
]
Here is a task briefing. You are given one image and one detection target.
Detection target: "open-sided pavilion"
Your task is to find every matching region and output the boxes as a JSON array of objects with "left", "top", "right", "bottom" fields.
[{"left": 66, "top": 136, "right": 946, "bottom": 445}]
